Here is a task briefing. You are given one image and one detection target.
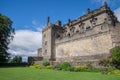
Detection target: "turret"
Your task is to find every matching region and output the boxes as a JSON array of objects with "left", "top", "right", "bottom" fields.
[{"left": 47, "top": 16, "right": 51, "bottom": 26}]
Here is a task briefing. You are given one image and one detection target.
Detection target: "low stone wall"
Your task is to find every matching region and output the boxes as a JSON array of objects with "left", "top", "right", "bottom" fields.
[
  {"left": 52, "top": 60, "right": 100, "bottom": 68},
  {"left": 52, "top": 54, "right": 110, "bottom": 68},
  {"left": 34, "top": 54, "right": 109, "bottom": 68},
  {"left": 35, "top": 60, "right": 100, "bottom": 68},
  {"left": 34, "top": 61, "right": 43, "bottom": 64},
  {"left": 56, "top": 54, "right": 109, "bottom": 62}
]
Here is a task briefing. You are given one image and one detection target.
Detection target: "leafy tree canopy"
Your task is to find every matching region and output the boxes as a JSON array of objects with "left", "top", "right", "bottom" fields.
[
  {"left": 0, "top": 13, "right": 14, "bottom": 63},
  {"left": 11, "top": 56, "right": 22, "bottom": 63}
]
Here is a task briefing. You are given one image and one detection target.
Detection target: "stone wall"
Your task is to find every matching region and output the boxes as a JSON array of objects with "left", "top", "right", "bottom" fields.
[
  {"left": 110, "top": 23, "right": 120, "bottom": 47},
  {"left": 38, "top": 48, "right": 42, "bottom": 57},
  {"left": 52, "top": 54, "right": 109, "bottom": 67},
  {"left": 42, "top": 26, "right": 52, "bottom": 60},
  {"left": 55, "top": 32, "right": 112, "bottom": 61}
]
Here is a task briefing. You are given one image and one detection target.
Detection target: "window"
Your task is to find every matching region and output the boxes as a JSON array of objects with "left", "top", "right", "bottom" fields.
[
  {"left": 76, "top": 30, "right": 79, "bottom": 33},
  {"left": 45, "top": 41, "right": 47, "bottom": 45},
  {"left": 67, "top": 33, "right": 70, "bottom": 37},
  {"left": 43, "top": 34, "right": 46, "bottom": 38},
  {"left": 86, "top": 26, "right": 91, "bottom": 30},
  {"left": 92, "top": 22, "right": 96, "bottom": 25},
  {"left": 45, "top": 49, "right": 47, "bottom": 54},
  {"left": 101, "top": 26, "right": 103, "bottom": 30}
]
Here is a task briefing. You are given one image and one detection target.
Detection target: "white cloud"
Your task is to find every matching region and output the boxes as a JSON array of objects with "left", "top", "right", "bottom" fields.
[
  {"left": 8, "top": 19, "right": 45, "bottom": 58},
  {"left": 8, "top": 30, "right": 42, "bottom": 57},
  {"left": 32, "top": 20, "right": 38, "bottom": 27},
  {"left": 32, "top": 20, "right": 44, "bottom": 31},
  {"left": 114, "top": 7, "right": 120, "bottom": 22}
]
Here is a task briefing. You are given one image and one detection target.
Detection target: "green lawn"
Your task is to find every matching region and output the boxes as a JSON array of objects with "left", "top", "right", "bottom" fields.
[{"left": 0, "top": 67, "right": 120, "bottom": 80}]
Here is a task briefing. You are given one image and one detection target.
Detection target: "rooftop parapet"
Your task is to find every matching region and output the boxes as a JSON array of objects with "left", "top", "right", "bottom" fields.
[{"left": 63, "top": 3, "right": 111, "bottom": 27}]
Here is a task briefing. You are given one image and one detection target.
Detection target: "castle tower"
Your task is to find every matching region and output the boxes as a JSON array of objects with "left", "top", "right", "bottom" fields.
[
  {"left": 42, "top": 17, "right": 61, "bottom": 61},
  {"left": 42, "top": 17, "right": 52, "bottom": 60}
]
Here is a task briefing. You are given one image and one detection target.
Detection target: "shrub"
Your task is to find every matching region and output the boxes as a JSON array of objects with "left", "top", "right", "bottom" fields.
[
  {"left": 55, "top": 64, "right": 62, "bottom": 70},
  {"left": 71, "top": 65, "right": 102, "bottom": 72},
  {"left": 74, "top": 66, "right": 88, "bottom": 72},
  {"left": 67, "top": 67, "right": 75, "bottom": 71},
  {"left": 60, "top": 62, "right": 71, "bottom": 70},
  {"left": 55, "top": 62, "right": 71, "bottom": 70},
  {"left": 101, "top": 67, "right": 115, "bottom": 74},
  {"left": 42, "top": 61, "right": 50, "bottom": 66},
  {"left": 108, "top": 69, "right": 120, "bottom": 75},
  {"left": 33, "top": 64, "right": 42, "bottom": 69},
  {"left": 99, "top": 58, "right": 112, "bottom": 67},
  {"left": 110, "top": 46, "right": 120, "bottom": 69},
  {"left": 29, "top": 65, "right": 34, "bottom": 68},
  {"left": 46, "top": 65, "right": 52, "bottom": 69}
]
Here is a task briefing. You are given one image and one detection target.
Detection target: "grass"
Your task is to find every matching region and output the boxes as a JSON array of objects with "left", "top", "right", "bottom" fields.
[{"left": 0, "top": 67, "right": 120, "bottom": 80}]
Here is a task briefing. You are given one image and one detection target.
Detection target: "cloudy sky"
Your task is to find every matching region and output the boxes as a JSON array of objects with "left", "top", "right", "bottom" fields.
[{"left": 0, "top": 0, "right": 120, "bottom": 58}]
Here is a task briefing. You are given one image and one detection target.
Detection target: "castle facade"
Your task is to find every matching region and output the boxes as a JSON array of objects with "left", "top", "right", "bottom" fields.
[{"left": 38, "top": 3, "right": 120, "bottom": 66}]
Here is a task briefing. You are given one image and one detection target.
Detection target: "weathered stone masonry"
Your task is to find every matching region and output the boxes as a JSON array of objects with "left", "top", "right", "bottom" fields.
[{"left": 38, "top": 3, "right": 120, "bottom": 66}]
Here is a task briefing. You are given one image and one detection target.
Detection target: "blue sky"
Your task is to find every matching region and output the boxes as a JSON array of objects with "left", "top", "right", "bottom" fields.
[
  {"left": 0, "top": 0, "right": 120, "bottom": 31},
  {"left": 0, "top": 0, "right": 120, "bottom": 59}
]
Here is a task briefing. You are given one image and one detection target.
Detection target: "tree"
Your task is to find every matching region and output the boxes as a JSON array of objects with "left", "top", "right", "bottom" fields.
[
  {"left": 110, "top": 46, "right": 120, "bottom": 69},
  {"left": 0, "top": 13, "right": 14, "bottom": 63},
  {"left": 11, "top": 56, "right": 22, "bottom": 63}
]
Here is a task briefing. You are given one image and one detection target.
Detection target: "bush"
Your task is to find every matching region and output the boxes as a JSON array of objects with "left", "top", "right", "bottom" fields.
[
  {"left": 55, "top": 62, "right": 71, "bottom": 70},
  {"left": 74, "top": 66, "right": 88, "bottom": 72},
  {"left": 72, "top": 65, "right": 102, "bottom": 72},
  {"left": 67, "top": 67, "right": 75, "bottom": 71},
  {"left": 46, "top": 65, "right": 52, "bottom": 69},
  {"left": 29, "top": 65, "right": 34, "bottom": 68},
  {"left": 101, "top": 67, "right": 114, "bottom": 74},
  {"left": 60, "top": 62, "right": 71, "bottom": 70},
  {"left": 110, "top": 46, "right": 120, "bottom": 69},
  {"left": 33, "top": 64, "right": 42, "bottom": 69},
  {"left": 55, "top": 64, "right": 62, "bottom": 70},
  {"left": 108, "top": 69, "right": 120, "bottom": 75},
  {"left": 42, "top": 61, "right": 50, "bottom": 66},
  {"left": 99, "top": 58, "right": 112, "bottom": 67}
]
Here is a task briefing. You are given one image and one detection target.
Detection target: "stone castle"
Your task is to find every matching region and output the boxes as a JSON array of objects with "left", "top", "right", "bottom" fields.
[{"left": 38, "top": 3, "right": 120, "bottom": 66}]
